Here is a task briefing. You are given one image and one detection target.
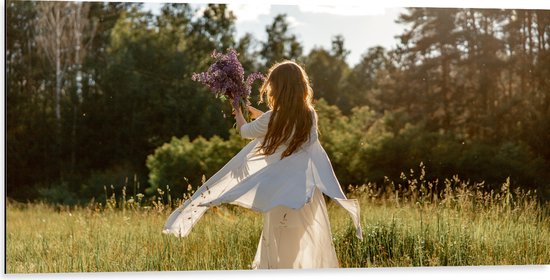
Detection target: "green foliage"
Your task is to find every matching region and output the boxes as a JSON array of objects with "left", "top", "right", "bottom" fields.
[
  {"left": 6, "top": 0, "right": 58, "bottom": 199},
  {"left": 314, "top": 99, "right": 379, "bottom": 186},
  {"left": 342, "top": 46, "right": 395, "bottom": 114},
  {"left": 305, "top": 47, "right": 349, "bottom": 107},
  {"left": 36, "top": 182, "right": 80, "bottom": 206},
  {"left": 146, "top": 129, "right": 249, "bottom": 198},
  {"left": 353, "top": 117, "right": 547, "bottom": 193},
  {"left": 144, "top": 98, "right": 547, "bottom": 201},
  {"left": 191, "top": 4, "right": 236, "bottom": 51},
  {"left": 260, "top": 14, "right": 304, "bottom": 68},
  {"left": 7, "top": 3, "right": 550, "bottom": 204},
  {"left": 315, "top": 99, "right": 547, "bottom": 194},
  {"left": 304, "top": 35, "right": 356, "bottom": 113},
  {"left": 35, "top": 164, "right": 145, "bottom": 206},
  {"left": 6, "top": 2, "right": 239, "bottom": 201}
]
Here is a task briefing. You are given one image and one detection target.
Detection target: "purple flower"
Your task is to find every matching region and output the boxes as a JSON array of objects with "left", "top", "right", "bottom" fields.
[{"left": 192, "top": 49, "right": 264, "bottom": 109}]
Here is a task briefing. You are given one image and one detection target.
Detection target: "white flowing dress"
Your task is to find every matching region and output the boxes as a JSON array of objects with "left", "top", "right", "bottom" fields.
[{"left": 163, "top": 109, "right": 363, "bottom": 269}]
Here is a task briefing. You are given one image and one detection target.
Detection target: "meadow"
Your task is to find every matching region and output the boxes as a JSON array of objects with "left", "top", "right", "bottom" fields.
[{"left": 6, "top": 166, "right": 550, "bottom": 273}]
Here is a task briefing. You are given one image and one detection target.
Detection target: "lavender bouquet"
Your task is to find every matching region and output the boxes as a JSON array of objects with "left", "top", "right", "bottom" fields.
[{"left": 191, "top": 49, "right": 264, "bottom": 122}]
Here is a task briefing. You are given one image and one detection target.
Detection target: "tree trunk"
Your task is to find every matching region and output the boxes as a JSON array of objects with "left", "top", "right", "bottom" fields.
[
  {"left": 71, "top": 103, "right": 78, "bottom": 176},
  {"left": 55, "top": 17, "right": 62, "bottom": 127}
]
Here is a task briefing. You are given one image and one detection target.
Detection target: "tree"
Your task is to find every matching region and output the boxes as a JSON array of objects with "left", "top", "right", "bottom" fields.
[
  {"left": 391, "top": 7, "right": 550, "bottom": 186},
  {"left": 69, "top": 2, "right": 97, "bottom": 175},
  {"left": 189, "top": 4, "right": 236, "bottom": 54},
  {"left": 34, "top": 1, "right": 99, "bottom": 179},
  {"left": 35, "top": 1, "right": 74, "bottom": 127},
  {"left": 396, "top": 8, "right": 464, "bottom": 131},
  {"left": 343, "top": 46, "right": 395, "bottom": 113},
  {"left": 305, "top": 35, "right": 350, "bottom": 112},
  {"left": 331, "top": 34, "right": 350, "bottom": 61},
  {"left": 260, "top": 14, "right": 303, "bottom": 68},
  {"left": 6, "top": 0, "right": 53, "bottom": 199}
]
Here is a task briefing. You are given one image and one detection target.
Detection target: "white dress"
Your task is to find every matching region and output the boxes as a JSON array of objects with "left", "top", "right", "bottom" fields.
[
  {"left": 251, "top": 187, "right": 339, "bottom": 269},
  {"left": 163, "top": 109, "right": 362, "bottom": 269}
]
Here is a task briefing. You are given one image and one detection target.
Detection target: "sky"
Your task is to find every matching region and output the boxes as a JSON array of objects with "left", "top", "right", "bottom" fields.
[
  {"left": 229, "top": 4, "right": 406, "bottom": 66},
  {"left": 141, "top": 2, "right": 406, "bottom": 66}
]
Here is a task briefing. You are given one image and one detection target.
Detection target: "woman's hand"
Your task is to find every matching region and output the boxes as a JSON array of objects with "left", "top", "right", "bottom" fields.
[
  {"left": 247, "top": 105, "right": 264, "bottom": 119},
  {"left": 231, "top": 102, "right": 246, "bottom": 131}
]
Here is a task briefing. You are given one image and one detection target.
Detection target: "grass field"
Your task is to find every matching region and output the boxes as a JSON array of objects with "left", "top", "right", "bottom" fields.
[{"left": 6, "top": 168, "right": 550, "bottom": 273}]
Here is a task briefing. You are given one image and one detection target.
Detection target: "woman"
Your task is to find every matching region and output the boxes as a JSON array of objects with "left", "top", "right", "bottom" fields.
[{"left": 163, "top": 61, "right": 362, "bottom": 269}]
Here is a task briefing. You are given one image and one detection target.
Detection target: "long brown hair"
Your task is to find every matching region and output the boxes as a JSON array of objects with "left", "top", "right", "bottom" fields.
[{"left": 257, "top": 61, "right": 315, "bottom": 159}]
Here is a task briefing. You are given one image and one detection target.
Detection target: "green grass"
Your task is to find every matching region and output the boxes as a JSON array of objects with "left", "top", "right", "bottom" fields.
[{"left": 6, "top": 167, "right": 550, "bottom": 273}]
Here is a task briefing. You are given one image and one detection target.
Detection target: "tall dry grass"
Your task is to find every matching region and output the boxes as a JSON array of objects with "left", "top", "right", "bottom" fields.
[{"left": 6, "top": 164, "right": 550, "bottom": 273}]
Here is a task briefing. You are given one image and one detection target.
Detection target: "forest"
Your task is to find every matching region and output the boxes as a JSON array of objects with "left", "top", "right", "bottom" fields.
[{"left": 6, "top": 1, "right": 550, "bottom": 203}]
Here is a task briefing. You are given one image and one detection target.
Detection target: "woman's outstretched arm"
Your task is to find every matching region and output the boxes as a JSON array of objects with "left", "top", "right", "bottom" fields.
[
  {"left": 233, "top": 105, "right": 264, "bottom": 130},
  {"left": 248, "top": 105, "right": 264, "bottom": 119},
  {"left": 233, "top": 106, "right": 247, "bottom": 131},
  {"left": 233, "top": 105, "right": 271, "bottom": 139}
]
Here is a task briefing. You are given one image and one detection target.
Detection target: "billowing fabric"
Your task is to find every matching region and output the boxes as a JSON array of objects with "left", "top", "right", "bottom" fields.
[{"left": 163, "top": 109, "right": 363, "bottom": 268}]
